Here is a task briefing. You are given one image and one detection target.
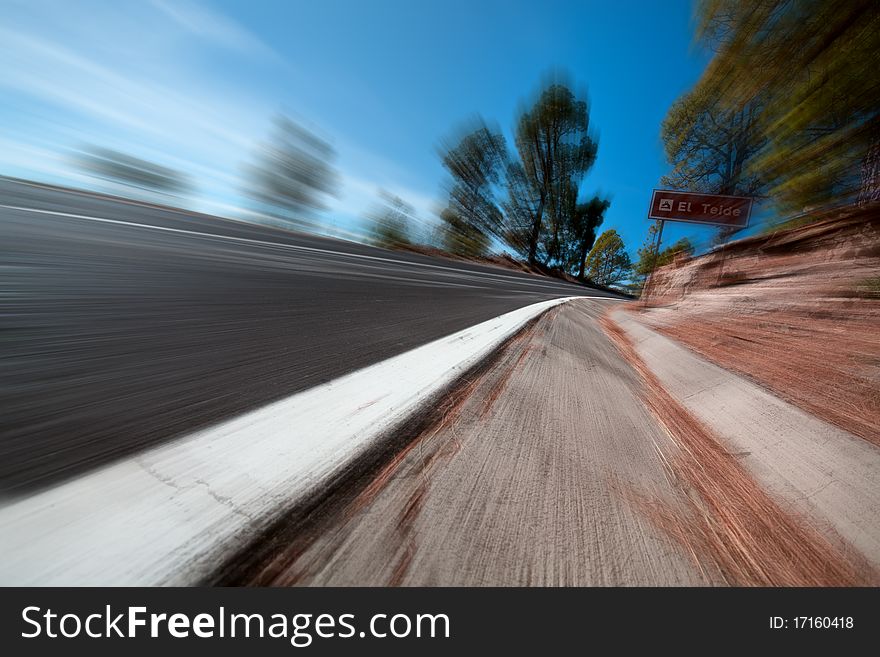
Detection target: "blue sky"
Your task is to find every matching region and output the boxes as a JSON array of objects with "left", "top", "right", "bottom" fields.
[{"left": 0, "top": 0, "right": 716, "bottom": 256}]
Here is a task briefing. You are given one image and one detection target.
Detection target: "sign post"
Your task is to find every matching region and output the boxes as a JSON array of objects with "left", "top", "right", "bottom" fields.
[{"left": 642, "top": 189, "right": 754, "bottom": 305}]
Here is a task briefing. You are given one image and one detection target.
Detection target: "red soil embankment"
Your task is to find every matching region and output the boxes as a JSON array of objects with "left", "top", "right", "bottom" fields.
[{"left": 638, "top": 204, "right": 880, "bottom": 445}]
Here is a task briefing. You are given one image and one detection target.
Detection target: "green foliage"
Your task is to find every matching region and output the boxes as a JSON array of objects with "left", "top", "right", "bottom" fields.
[
  {"left": 633, "top": 222, "right": 662, "bottom": 280},
  {"left": 661, "top": 238, "right": 695, "bottom": 264},
  {"left": 633, "top": 222, "right": 694, "bottom": 280},
  {"left": 563, "top": 195, "right": 609, "bottom": 280},
  {"left": 585, "top": 229, "right": 632, "bottom": 286},
  {"left": 855, "top": 277, "right": 880, "bottom": 299},
  {"left": 689, "top": 0, "right": 880, "bottom": 214},
  {"left": 76, "top": 147, "right": 189, "bottom": 194},
  {"left": 438, "top": 119, "right": 508, "bottom": 257},
  {"left": 438, "top": 77, "right": 607, "bottom": 271},
  {"left": 438, "top": 208, "right": 491, "bottom": 257},
  {"left": 368, "top": 190, "right": 414, "bottom": 249},
  {"left": 507, "top": 80, "right": 599, "bottom": 265},
  {"left": 248, "top": 115, "right": 338, "bottom": 226},
  {"left": 502, "top": 159, "right": 540, "bottom": 257},
  {"left": 660, "top": 86, "right": 765, "bottom": 196}
]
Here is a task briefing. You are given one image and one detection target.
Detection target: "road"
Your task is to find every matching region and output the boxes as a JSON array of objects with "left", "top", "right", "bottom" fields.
[
  {"left": 221, "top": 299, "right": 719, "bottom": 586},
  {"left": 3, "top": 180, "right": 874, "bottom": 586},
  {"left": 217, "top": 299, "right": 876, "bottom": 586},
  {"left": 0, "top": 178, "right": 616, "bottom": 493}
]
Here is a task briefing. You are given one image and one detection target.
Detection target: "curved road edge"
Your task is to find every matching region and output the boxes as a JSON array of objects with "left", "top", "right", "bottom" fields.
[{"left": 0, "top": 296, "right": 615, "bottom": 585}]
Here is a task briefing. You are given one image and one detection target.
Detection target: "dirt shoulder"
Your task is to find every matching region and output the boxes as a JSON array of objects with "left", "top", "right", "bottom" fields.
[{"left": 224, "top": 299, "right": 718, "bottom": 586}]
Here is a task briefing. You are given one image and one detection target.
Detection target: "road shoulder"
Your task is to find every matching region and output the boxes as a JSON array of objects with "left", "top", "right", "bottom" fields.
[
  {"left": 611, "top": 307, "right": 880, "bottom": 573},
  {"left": 232, "top": 299, "right": 720, "bottom": 586}
]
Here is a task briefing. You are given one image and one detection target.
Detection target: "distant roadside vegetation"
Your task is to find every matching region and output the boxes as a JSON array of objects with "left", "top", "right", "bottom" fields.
[
  {"left": 434, "top": 77, "right": 610, "bottom": 281},
  {"left": 360, "top": 73, "right": 633, "bottom": 293},
  {"left": 370, "top": 74, "right": 629, "bottom": 292},
  {"left": 74, "top": 146, "right": 189, "bottom": 197},
  {"left": 660, "top": 0, "right": 879, "bottom": 221},
  {"left": 630, "top": 0, "right": 879, "bottom": 295}
]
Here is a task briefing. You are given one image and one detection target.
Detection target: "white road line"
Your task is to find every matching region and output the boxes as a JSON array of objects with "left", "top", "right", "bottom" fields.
[
  {"left": 0, "top": 296, "right": 613, "bottom": 585},
  {"left": 1, "top": 204, "right": 597, "bottom": 293}
]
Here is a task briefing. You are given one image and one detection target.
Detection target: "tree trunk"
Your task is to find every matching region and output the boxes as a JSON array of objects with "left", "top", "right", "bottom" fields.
[
  {"left": 577, "top": 239, "right": 588, "bottom": 280},
  {"left": 527, "top": 197, "right": 545, "bottom": 266}
]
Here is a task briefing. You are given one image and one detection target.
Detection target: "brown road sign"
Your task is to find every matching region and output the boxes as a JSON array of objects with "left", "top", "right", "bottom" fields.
[{"left": 648, "top": 189, "right": 753, "bottom": 228}]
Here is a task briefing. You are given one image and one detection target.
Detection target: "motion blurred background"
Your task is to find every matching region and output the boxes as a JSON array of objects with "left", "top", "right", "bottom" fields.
[
  {"left": 2, "top": 1, "right": 877, "bottom": 267},
  {"left": 1, "top": 0, "right": 878, "bottom": 480},
  {"left": 1, "top": 0, "right": 709, "bottom": 258},
  {"left": 1, "top": 0, "right": 879, "bottom": 592}
]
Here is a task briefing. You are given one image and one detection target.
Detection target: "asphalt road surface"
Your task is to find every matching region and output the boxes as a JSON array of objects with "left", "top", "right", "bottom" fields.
[{"left": 0, "top": 178, "right": 617, "bottom": 493}]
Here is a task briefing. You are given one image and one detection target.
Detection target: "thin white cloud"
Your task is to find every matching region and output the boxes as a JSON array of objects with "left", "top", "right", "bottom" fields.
[
  {"left": 0, "top": 0, "right": 440, "bottom": 235},
  {"left": 328, "top": 172, "right": 441, "bottom": 244},
  {"left": 151, "top": 0, "right": 276, "bottom": 58},
  {"left": 335, "top": 173, "right": 438, "bottom": 220}
]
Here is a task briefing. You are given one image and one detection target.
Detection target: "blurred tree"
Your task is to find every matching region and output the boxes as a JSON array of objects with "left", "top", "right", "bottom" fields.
[
  {"left": 76, "top": 147, "right": 189, "bottom": 195},
  {"left": 585, "top": 229, "right": 631, "bottom": 286},
  {"left": 633, "top": 221, "right": 663, "bottom": 284},
  {"left": 661, "top": 237, "right": 695, "bottom": 265},
  {"left": 367, "top": 190, "right": 414, "bottom": 249},
  {"left": 563, "top": 194, "right": 610, "bottom": 280},
  {"left": 661, "top": 87, "right": 765, "bottom": 197},
  {"left": 438, "top": 119, "right": 507, "bottom": 257},
  {"left": 693, "top": 0, "right": 880, "bottom": 214},
  {"left": 541, "top": 174, "right": 585, "bottom": 267},
  {"left": 248, "top": 115, "right": 338, "bottom": 227},
  {"left": 502, "top": 159, "right": 540, "bottom": 258},
  {"left": 438, "top": 208, "right": 491, "bottom": 256},
  {"left": 507, "top": 82, "right": 598, "bottom": 265},
  {"left": 633, "top": 224, "right": 695, "bottom": 283}
]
